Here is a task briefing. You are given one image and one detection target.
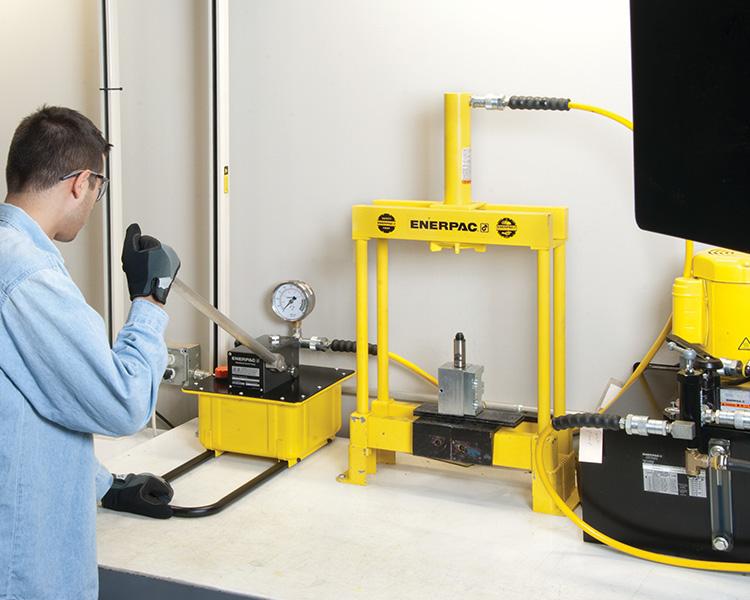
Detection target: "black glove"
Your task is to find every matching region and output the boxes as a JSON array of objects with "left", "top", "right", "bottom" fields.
[
  {"left": 101, "top": 473, "right": 174, "bottom": 519},
  {"left": 121, "top": 223, "right": 181, "bottom": 304}
]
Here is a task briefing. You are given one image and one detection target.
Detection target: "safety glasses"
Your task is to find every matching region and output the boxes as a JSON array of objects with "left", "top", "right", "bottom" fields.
[{"left": 60, "top": 169, "right": 109, "bottom": 203}]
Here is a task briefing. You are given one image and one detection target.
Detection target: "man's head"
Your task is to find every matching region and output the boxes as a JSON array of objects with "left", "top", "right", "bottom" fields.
[{"left": 5, "top": 106, "right": 110, "bottom": 242}]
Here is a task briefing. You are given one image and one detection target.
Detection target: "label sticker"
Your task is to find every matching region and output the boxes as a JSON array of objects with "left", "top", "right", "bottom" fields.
[
  {"left": 721, "top": 387, "right": 750, "bottom": 410},
  {"left": 377, "top": 213, "right": 396, "bottom": 234},
  {"left": 462, "top": 147, "right": 471, "bottom": 183},
  {"left": 738, "top": 337, "right": 750, "bottom": 351},
  {"left": 579, "top": 427, "right": 603, "bottom": 464},
  {"left": 642, "top": 461, "right": 707, "bottom": 498},
  {"left": 496, "top": 218, "right": 518, "bottom": 238}
]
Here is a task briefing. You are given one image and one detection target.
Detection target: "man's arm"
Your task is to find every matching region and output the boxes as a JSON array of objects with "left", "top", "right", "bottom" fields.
[
  {"left": 96, "top": 461, "right": 115, "bottom": 502},
  {"left": 1, "top": 266, "right": 168, "bottom": 436}
]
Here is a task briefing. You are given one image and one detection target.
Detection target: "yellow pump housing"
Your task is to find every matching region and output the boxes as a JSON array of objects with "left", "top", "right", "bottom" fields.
[{"left": 673, "top": 248, "right": 750, "bottom": 361}]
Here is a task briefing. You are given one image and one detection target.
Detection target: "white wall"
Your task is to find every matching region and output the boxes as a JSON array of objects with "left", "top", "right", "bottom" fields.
[
  {"left": 2, "top": 1, "right": 687, "bottom": 431},
  {"left": 0, "top": 0, "right": 103, "bottom": 312},
  {"left": 117, "top": 0, "right": 210, "bottom": 425},
  {"left": 227, "top": 0, "right": 684, "bottom": 423}
]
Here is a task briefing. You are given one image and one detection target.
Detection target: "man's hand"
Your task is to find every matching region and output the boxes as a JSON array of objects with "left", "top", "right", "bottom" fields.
[
  {"left": 121, "top": 223, "right": 181, "bottom": 304},
  {"left": 101, "top": 473, "right": 174, "bottom": 519}
]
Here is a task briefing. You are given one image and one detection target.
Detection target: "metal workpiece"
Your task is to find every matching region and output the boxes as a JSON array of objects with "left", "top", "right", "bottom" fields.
[
  {"left": 173, "top": 277, "right": 287, "bottom": 372},
  {"left": 708, "top": 439, "right": 734, "bottom": 552},
  {"left": 438, "top": 362, "right": 485, "bottom": 417},
  {"left": 469, "top": 94, "right": 508, "bottom": 110}
]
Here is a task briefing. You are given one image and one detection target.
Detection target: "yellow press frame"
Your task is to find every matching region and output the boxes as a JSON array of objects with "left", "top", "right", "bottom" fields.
[{"left": 338, "top": 93, "right": 578, "bottom": 514}]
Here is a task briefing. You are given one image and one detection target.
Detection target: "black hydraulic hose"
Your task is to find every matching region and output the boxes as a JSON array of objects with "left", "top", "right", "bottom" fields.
[
  {"left": 552, "top": 412, "right": 622, "bottom": 431},
  {"left": 727, "top": 457, "right": 750, "bottom": 475},
  {"left": 329, "top": 339, "right": 377, "bottom": 356}
]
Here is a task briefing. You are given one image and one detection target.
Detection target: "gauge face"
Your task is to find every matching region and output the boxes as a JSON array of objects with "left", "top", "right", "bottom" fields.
[{"left": 271, "top": 281, "right": 315, "bottom": 322}]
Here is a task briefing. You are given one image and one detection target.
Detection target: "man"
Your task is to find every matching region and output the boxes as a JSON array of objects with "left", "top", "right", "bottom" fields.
[{"left": 0, "top": 106, "right": 180, "bottom": 599}]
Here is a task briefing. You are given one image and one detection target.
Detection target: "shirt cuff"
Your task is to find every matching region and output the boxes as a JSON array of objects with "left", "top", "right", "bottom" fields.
[
  {"left": 96, "top": 465, "right": 114, "bottom": 502},
  {"left": 129, "top": 298, "right": 169, "bottom": 334}
]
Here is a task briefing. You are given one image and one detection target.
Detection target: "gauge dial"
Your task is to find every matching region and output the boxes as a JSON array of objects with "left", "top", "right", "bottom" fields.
[{"left": 271, "top": 280, "right": 316, "bottom": 322}]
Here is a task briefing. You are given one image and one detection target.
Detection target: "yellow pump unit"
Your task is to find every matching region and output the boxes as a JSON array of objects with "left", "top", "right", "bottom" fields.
[{"left": 673, "top": 248, "right": 750, "bottom": 362}]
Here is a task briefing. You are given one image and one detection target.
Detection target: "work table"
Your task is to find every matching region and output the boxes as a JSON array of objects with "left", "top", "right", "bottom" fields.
[{"left": 96, "top": 420, "right": 748, "bottom": 599}]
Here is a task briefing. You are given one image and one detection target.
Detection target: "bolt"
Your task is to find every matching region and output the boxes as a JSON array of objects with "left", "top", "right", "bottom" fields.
[{"left": 713, "top": 536, "right": 730, "bottom": 552}]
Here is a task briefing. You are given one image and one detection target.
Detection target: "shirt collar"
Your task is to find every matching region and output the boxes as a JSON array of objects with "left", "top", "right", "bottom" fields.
[{"left": 0, "top": 203, "right": 63, "bottom": 260}]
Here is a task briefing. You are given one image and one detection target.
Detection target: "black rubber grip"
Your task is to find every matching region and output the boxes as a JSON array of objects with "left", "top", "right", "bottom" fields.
[
  {"left": 552, "top": 413, "right": 621, "bottom": 431},
  {"left": 330, "top": 339, "right": 377, "bottom": 356},
  {"left": 508, "top": 96, "right": 570, "bottom": 111}
]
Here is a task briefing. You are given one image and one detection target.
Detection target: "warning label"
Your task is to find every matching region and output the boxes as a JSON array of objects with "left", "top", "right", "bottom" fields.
[
  {"left": 377, "top": 213, "right": 396, "bottom": 234},
  {"left": 642, "top": 461, "right": 706, "bottom": 498},
  {"left": 496, "top": 218, "right": 518, "bottom": 238},
  {"left": 739, "top": 337, "right": 750, "bottom": 351},
  {"left": 721, "top": 387, "right": 750, "bottom": 410}
]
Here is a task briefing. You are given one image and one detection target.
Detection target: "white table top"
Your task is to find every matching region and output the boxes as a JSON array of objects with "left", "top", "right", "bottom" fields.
[{"left": 96, "top": 420, "right": 749, "bottom": 600}]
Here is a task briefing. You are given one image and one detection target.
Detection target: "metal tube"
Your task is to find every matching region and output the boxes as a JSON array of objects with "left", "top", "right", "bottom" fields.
[
  {"left": 172, "top": 277, "right": 285, "bottom": 371},
  {"left": 355, "top": 239, "right": 370, "bottom": 414},
  {"left": 537, "top": 250, "right": 552, "bottom": 433},
  {"left": 553, "top": 244, "right": 569, "bottom": 454},
  {"left": 443, "top": 92, "right": 473, "bottom": 206},
  {"left": 376, "top": 239, "right": 390, "bottom": 403}
]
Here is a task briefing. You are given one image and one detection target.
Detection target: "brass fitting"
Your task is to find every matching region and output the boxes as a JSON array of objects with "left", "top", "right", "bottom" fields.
[{"left": 685, "top": 448, "right": 709, "bottom": 476}]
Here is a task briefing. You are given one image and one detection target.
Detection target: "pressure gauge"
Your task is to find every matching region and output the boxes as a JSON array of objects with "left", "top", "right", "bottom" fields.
[{"left": 271, "top": 280, "right": 316, "bottom": 322}]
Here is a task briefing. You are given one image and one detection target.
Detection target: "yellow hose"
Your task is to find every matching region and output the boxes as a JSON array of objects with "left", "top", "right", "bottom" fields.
[
  {"left": 566, "top": 104, "right": 694, "bottom": 412},
  {"left": 388, "top": 351, "right": 438, "bottom": 386},
  {"left": 568, "top": 102, "right": 634, "bottom": 131},
  {"left": 534, "top": 424, "right": 750, "bottom": 572},
  {"left": 552, "top": 104, "right": 740, "bottom": 570}
]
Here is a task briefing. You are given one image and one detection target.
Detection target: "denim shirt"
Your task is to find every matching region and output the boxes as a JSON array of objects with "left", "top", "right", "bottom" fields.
[{"left": 0, "top": 203, "right": 168, "bottom": 600}]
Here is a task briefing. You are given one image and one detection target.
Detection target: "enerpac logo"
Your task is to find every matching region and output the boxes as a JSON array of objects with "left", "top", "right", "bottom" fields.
[
  {"left": 409, "top": 219, "right": 480, "bottom": 232},
  {"left": 496, "top": 217, "right": 518, "bottom": 238},
  {"left": 377, "top": 213, "right": 396, "bottom": 233}
]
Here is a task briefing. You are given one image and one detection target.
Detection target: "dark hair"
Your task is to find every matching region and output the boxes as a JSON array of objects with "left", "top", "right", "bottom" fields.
[{"left": 5, "top": 105, "right": 110, "bottom": 194}]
